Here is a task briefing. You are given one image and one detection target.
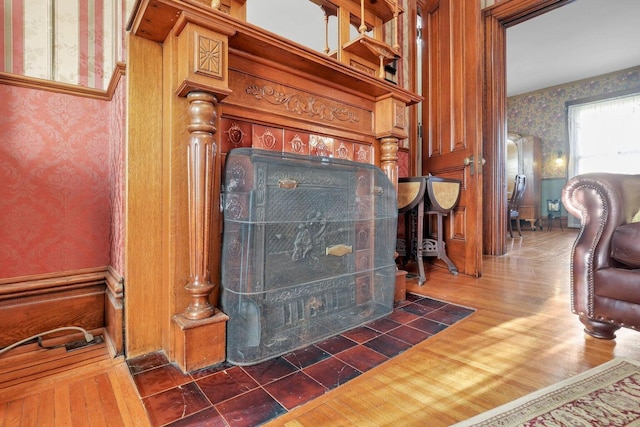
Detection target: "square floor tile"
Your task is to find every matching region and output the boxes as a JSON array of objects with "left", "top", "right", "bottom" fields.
[
  {"left": 408, "top": 317, "right": 448, "bottom": 335},
  {"left": 133, "top": 364, "right": 192, "bottom": 398},
  {"left": 341, "top": 325, "right": 380, "bottom": 344},
  {"left": 215, "top": 387, "right": 286, "bottom": 426},
  {"left": 404, "top": 293, "right": 424, "bottom": 303},
  {"left": 314, "top": 335, "right": 358, "bottom": 355},
  {"left": 142, "top": 382, "right": 211, "bottom": 426},
  {"left": 241, "top": 357, "right": 297, "bottom": 386},
  {"left": 263, "top": 371, "right": 326, "bottom": 410},
  {"left": 387, "top": 324, "right": 432, "bottom": 345},
  {"left": 386, "top": 308, "right": 422, "bottom": 325},
  {"left": 197, "top": 366, "right": 259, "bottom": 405},
  {"left": 127, "top": 351, "right": 170, "bottom": 375},
  {"left": 366, "top": 317, "right": 401, "bottom": 333},
  {"left": 166, "top": 406, "right": 227, "bottom": 426},
  {"left": 336, "top": 345, "right": 388, "bottom": 373},
  {"left": 414, "top": 297, "right": 448, "bottom": 310},
  {"left": 190, "top": 361, "right": 235, "bottom": 380},
  {"left": 364, "top": 334, "right": 412, "bottom": 358},
  {"left": 400, "top": 302, "right": 437, "bottom": 317},
  {"left": 426, "top": 307, "right": 470, "bottom": 325},
  {"left": 303, "top": 357, "right": 361, "bottom": 390},
  {"left": 283, "top": 345, "right": 331, "bottom": 369},
  {"left": 441, "top": 304, "right": 476, "bottom": 319}
]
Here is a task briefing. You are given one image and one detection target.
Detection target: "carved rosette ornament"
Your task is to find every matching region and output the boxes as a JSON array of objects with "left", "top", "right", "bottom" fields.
[
  {"left": 197, "top": 35, "right": 222, "bottom": 78},
  {"left": 184, "top": 92, "right": 218, "bottom": 320}
]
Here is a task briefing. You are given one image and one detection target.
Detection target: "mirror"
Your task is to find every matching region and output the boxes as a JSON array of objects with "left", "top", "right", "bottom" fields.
[{"left": 506, "top": 134, "right": 520, "bottom": 197}]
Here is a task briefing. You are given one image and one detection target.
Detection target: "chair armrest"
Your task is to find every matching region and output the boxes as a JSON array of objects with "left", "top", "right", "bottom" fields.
[{"left": 562, "top": 173, "right": 640, "bottom": 315}]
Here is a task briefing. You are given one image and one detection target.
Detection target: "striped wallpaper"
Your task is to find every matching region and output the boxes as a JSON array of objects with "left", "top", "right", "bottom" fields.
[{"left": 1, "top": 0, "right": 127, "bottom": 90}]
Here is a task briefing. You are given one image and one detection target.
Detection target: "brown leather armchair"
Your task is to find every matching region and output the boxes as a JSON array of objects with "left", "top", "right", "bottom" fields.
[{"left": 562, "top": 173, "right": 640, "bottom": 339}]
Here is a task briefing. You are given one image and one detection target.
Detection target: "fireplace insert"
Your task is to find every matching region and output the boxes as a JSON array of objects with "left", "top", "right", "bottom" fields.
[{"left": 221, "top": 148, "right": 398, "bottom": 365}]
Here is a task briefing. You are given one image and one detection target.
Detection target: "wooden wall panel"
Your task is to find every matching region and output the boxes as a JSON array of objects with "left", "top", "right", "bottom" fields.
[
  {"left": 0, "top": 268, "right": 115, "bottom": 351},
  {"left": 124, "top": 34, "right": 165, "bottom": 357}
]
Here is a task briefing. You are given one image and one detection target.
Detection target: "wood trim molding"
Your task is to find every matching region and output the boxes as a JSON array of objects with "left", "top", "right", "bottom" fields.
[
  {"left": 105, "top": 266, "right": 124, "bottom": 299},
  {"left": 482, "top": 0, "right": 570, "bottom": 256},
  {"left": 104, "top": 266, "right": 125, "bottom": 357},
  {"left": 0, "top": 267, "right": 107, "bottom": 297},
  {"left": 0, "top": 62, "right": 126, "bottom": 101},
  {"left": 483, "top": 0, "right": 572, "bottom": 25},
  {"left": 105, "top": 62, "right": 127, "bottom": 100},
  {"left": 0, "top": 266, "right": 124, "bottom": 356}
]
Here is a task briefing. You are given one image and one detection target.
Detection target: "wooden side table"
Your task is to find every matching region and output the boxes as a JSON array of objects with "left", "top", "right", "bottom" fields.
[{"left": 397, "top": 176, "right": 461, "bottom": 285}]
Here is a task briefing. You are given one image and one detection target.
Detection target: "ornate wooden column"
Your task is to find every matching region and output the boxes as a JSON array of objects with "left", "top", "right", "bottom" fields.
[
  {"left": 169, "top": 16, "right": 234, "bottom": 373},
  {"left": 380, "top": 136, "right": 400, "bottom": 193},
  {"left": 375, "top": 95, "right": 410, "bottom": 191},
  {"left": 173, "top": 90, "right": 229, "bottom": 372},
  {"left": 375, "top": 95, "right": 410, "bottom": 303},
  {"left": 183, "top": 92, "right": 217, "bottom": 320}
]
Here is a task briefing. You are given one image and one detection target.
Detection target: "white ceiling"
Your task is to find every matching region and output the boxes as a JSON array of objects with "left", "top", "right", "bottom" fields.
[{"left": 506, "top": 0, "right": 640, "bottom": 96}]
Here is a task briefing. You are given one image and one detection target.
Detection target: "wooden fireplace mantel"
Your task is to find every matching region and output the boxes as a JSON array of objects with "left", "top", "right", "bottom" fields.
[
  {"left": 128, "top": 0, "right": 419, "bottom": 106},
  {"left": 125, "top": 0, "right": 421, "bottom": 372}
]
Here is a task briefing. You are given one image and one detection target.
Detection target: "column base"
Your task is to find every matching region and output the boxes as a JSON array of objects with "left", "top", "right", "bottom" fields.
[
  {"left": 172, "top": 309, "right": 229, "bottom": 373},
  {"left": 395, "top": 270, "right": 407, "bottom": 302}
]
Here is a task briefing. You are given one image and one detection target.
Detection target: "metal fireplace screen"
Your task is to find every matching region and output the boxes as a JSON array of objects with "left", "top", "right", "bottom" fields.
[{"left": 221, "top": 148, "right": 397, "bottom": 365}]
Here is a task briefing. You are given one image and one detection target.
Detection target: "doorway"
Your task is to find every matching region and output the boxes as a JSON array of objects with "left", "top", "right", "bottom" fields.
[
  {"left": 485, "top": 0, "right": 640, "bottom": 255},
  {"left": 484, "top": 0, "right": 580, "bottom": 256}
]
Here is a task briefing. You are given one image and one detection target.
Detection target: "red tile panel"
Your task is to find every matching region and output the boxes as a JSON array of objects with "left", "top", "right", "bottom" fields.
[
  {"left": 333, "top": 140, "right": 353, "bottom": 160},
  {"left": 283, "top": 130, "right": 309, "bottom": 155},
  {"left": 128, "top": 294, "right": 475, "bottom": 425},
  {"left": 219, "top": 119, "right": 252, "bottom": 154},
  {"left": 252, "top": 125, "right": 283, "bottom": 152},
  {"left": 354, "top": 143, "right": 373, "bottom": 164}
]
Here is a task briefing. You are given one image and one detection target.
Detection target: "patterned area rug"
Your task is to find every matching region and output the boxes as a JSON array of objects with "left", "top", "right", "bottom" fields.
[{"left": 453, "top": 358, "right": 640, "bottom": 427}]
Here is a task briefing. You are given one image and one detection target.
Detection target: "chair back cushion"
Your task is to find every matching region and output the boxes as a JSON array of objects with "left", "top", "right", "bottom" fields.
[{"left": 611, "top": 222, "right": 640, "bottom": 268}]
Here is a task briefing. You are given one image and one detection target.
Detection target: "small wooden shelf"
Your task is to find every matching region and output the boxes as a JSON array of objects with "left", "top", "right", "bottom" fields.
[
  {"left": 343, "top": 34, "right": 400, "bottom": 66},
  {"left": 311, "top": 0, "right": 403, "bottom": 23}
]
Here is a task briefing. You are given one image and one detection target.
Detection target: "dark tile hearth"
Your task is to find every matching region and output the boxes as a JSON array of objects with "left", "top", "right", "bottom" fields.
[{"left": 127, "top": 294, "right": 474, "bottom": 426}]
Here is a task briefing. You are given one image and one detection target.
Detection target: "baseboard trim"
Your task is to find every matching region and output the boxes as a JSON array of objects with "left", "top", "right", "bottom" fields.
[{"left": 0, "top": 267, "right": 124, "bottom": 356}]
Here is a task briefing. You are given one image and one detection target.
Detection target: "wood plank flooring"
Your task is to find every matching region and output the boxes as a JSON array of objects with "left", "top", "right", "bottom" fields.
[
  {"left": 0, "top": 333, "right": 150, "bottom": 426},
  {"left": 2, "top": 229, "right": 640, "bottom": 426},
  {"left": 267, "top": 229, "right": 640, "bottom": 426}
]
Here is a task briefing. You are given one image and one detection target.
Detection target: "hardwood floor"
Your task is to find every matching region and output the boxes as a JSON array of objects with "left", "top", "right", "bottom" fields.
[
  {"left": 2, "top": 229, "right": 639, "bottom": 426},
  {"left": 0, "top": 335, "right": 149, "bottom": 427},
  {"left": 267, "top": 229, "right": 640, "bottom": 426}
]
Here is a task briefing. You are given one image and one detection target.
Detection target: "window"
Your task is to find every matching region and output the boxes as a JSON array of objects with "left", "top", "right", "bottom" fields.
[
  {"left": 1, "top": 1, "right": 123, "bottom": 90},
  {"left": 567, "top": 93, "right": 640, "bottom": 177},
  {"left": 567, "top": 92, "right": 640, "bottom": 227}
]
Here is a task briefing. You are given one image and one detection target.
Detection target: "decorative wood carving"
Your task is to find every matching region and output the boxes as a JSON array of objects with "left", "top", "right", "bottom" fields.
[
  {"left": 245, "top": 84, "right": 360, "bottom": 123},
  {"left": 175, "top": 19, "right": 233, "bottom": 98},
  {"left": 183, "top": 92, "right": 218, "bottom": 320},
  {"left": 343, "top": 35, "right": 398, "bottom": 79},
  {"left": 195, "top": 33, "right": 223, "bottom": 79},
  {"left": 311, "top": 0, "right": 402, "bottom": 80},
  {"left": 380, "top": 136, "right": 399, "bottom": 192},
  {"left": 393, "top": 100, "right": 406, "bottom": 129},
  {"left": 126, "top": 0, "right": 420, "bottom": 370}
]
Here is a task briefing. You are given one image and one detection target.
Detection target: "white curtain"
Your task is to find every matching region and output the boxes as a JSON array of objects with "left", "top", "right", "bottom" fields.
[{"left": 567, "top": 93, "right": 640, "bottom": 227}]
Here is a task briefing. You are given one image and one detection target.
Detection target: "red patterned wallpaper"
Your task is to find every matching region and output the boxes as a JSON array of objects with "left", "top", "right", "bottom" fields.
[{"left": 0, "top": 84, "right": 112, "bottom": 278}]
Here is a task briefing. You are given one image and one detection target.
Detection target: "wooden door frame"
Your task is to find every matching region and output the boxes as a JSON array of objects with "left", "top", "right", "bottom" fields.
[{"left": 482, "top": 0, "right": 573, "bottom": 256}]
